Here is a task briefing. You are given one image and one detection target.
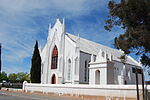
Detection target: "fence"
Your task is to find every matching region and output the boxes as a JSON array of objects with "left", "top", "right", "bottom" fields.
[
  {"left": 2, "top": 83, "right": 23, "bottom": 89},
  {"left": 23, "top": 82, "right": 150, "bottom": 99}
]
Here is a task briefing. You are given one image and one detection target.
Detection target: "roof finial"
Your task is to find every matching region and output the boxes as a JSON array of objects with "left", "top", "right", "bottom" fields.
[
  {"left": 49, "top": 23, "right": 51, "bottom": 30},
  {"left": 78, "top": 33, "right": 80, "bottom": 38},
  {"left": 63, "top": 18, "right": 65, "bottom": 25},
  {"left": 75, "top": 33, "right": 80, "bottom": 43}
]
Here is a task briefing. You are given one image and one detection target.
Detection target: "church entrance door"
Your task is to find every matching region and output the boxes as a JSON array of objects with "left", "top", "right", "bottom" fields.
[{"left": 51, "top": 74, "right": 56, "bottom": 84}]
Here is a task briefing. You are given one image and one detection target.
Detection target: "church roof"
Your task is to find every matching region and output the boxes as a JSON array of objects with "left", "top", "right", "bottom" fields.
[{"left": 66, "top": 33, "right": 141, "bottom": 67}]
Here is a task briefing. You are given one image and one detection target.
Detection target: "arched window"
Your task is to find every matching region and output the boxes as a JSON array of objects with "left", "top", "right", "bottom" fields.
[
  {"left": 95, "top": 70, "right": 100, "bottom": 84},
  {"left": 102, "top": 51, "right": 105, "bottom": 58},
  {"left": 51, "top": 46, "right": 58, "bottom": 69},
  {"left": 111, "top": 55, "right": 113, "bottom": 60},
  {"left": 51, "top": 74, "right": 56, "bottom": 84},
  {"left": 74, "top": 57, "right": 78, "bottom": 75},
  {"left": 88, "top": 61, "right": 90, "bottom": 81},
  {"left": 106, "top": 54, "right": 109, "bottom": 60},
  {"left": 84, "top": 60, "right": 87, "bottom": 82},
  {"left": 68, "top": 59, "right": 71, "bottom": 80}
]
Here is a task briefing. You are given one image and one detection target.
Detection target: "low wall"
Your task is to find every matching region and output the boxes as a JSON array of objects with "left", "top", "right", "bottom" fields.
[{"left": 23, "top": 82, "right": 149, "bottom": 98}]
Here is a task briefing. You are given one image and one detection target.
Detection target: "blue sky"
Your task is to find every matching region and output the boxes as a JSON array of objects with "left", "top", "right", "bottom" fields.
[{"left": 0, "top": 0, "right": 149, "bottom": 80}]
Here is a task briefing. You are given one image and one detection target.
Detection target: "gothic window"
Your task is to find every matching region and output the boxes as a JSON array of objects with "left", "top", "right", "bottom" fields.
[
  {"left": 51, "top": 46, "right": 58, "bottom": 69},
  {"left": 111, "top": 55, "right": 113, "bottom": 60},
  {"left": 74, "top": 57, "right": 78, "bottom": 75},
  {"left": 88, "top": 61, "right": 90, "bottom": 81},
  {"left": 51, "top": 74, "right": 56, "bottom": 84},
  {"left": 84, "top": 60, "right": 87, "bottom": 82},
  {"left": 68, "top": 59, "right": 71, "bottom": 80},
  {"left": 102, "top": 51, "right": 105, "bottom": 58},
  {"left": 106, "top": 54, "right": 109, "bottom": 60},
  {"left": 93, "top": 55, "right": 96, "bottom": 62},
  {"left": 95, "top": 70, "right": 100, "bottom": 84}
]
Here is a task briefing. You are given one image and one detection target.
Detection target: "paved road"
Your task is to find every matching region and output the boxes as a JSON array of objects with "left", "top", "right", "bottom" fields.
[{"left": 0, "top": 90, "right": 70, "bottom": 100}]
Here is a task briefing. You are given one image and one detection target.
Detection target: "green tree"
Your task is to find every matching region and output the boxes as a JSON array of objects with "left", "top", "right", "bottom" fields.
[
  {"left": 105, "top": 0, "right": 150, "bottom": 67},
  {"left": 8, "top": 73, "right": 17, "bottom": 83},
  {"left": 7, "top": 72, "right": 30, "bottom": 83},
  {"left": 0, "top": 71, "right": 8, "bottom": 82},
  {"left": 30, "top": 41, "right": 41, "bottom": 83},
  {"left": 17, "top": 72, "right": 30, "bottom": 83},
  {"left": 23, "top": 73, "right": 30, "bottom": 82}
]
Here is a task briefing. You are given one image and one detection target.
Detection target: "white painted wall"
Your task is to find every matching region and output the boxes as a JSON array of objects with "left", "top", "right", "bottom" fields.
[
  {"left": 64, "top": 35, "right": 77, "bottom": 84},
  {"left": 23, "top": 82, "right": 147, "bottom": 98},
  {"left": 89, "top": 49, "right": 142, "bottom": 85},
  {"left": 89, "top": 63, "right": 108, "bottom": 85}
]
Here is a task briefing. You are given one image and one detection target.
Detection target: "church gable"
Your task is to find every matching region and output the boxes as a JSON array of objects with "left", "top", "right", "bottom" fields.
[{"left": 48, "top": 19, "right": 65, "bottom": 42}]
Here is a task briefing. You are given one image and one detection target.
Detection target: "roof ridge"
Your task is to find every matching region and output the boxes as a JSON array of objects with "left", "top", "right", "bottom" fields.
[{"left": 66, "top": 32, "right": 122, "bottom": 54}]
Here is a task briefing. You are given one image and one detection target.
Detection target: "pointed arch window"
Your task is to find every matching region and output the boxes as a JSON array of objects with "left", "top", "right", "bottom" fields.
[
  {"left": 51, "top": 46, "right": 58, "bottom": 69},
  {"left": 74, "top": 57, "right": 79, "bottom": 75},
  {"left": 102, "top": 51, "right": 105, "bottom": 58},
  {"left": 84, "top": 60, "right": 87, "bottom": 82},
  {"left": 88, "top": 61, "right": 90, "bottom": 82},
  {"left": 68, "top": 59, "right": 71, "bottom": 80}
]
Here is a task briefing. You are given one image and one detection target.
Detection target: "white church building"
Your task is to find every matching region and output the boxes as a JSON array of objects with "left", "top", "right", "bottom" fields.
[{"left": 40, "top": 19, "right": 142, "bottom": 85}]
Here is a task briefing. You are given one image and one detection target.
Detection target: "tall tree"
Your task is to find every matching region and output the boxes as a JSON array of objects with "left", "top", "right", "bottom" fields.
[
  {"left": 30, "top": 41, "right": 41, "bottom": 83},
  {"left": 0, "top": 71, "right": 8, "bottom": 82},
  {"left": 105, "top": 0, "right": 150, "bottom": 67}
]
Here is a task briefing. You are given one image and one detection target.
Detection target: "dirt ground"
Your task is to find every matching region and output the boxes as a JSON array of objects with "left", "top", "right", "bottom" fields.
[{"left": 1, "top": 89, "right": 136, "bottom": 100}]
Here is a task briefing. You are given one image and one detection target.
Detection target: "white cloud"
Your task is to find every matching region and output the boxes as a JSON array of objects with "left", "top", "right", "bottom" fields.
[
  {"left": 0, "top": 0, "right": 108, "bottom": 73},
  {"left": 0, "top": 0, "right": 106, "bottom": 16}
]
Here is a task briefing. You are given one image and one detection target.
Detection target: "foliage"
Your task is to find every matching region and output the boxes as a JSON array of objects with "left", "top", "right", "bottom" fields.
[
  {"left": 16, "top": 72, "right": 30, "bottom": 83},
  {"left": 22, "top": 73, "right": 30, "bottom": 82},
  {"left": 8, "top": 72, "right": 30, "bottom": 83},
  {"left": 8, "top": 73, "right": 17, "bottom": 83},
  {"left": 0, "top": 71, "right": 8, "bottom": 82},
  {"left": 105, "top": 0, "right": 150, "bottom": 66},
  {"left": 30, "top": 40, "right": 41, "bottom": 83}
]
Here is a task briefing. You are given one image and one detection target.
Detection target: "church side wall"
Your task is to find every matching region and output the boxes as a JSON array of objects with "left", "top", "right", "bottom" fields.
[
  {"left": 79, "top": 51, "right": 91, "bottom": 84},
  {"left": 64, "top": 36, "right": 79, "bottom": 84},
  {"left": 113, "top": 61, "right": 142, "bottom": 85},
  {"left": 113, "top": 62, "right": 123, "bottom": 84},
  {"left": 125, "top": 64, "right": 142, "bottom": 84}
]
